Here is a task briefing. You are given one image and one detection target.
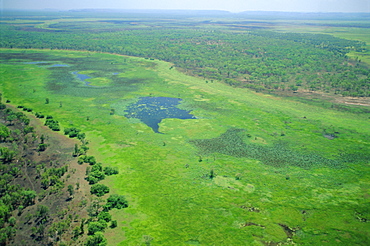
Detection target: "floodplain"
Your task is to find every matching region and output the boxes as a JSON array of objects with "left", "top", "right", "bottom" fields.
[{"left": 0, "top": 11, "right": 369, "bottom": 245}]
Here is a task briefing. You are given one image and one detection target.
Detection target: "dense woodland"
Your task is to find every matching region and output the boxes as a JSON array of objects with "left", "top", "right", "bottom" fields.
[{"left": 0, "top": 18, "right": 369, "bottom": 97}]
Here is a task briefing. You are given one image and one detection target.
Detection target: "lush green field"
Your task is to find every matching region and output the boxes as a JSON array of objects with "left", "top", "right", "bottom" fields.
[{"left": 1, "top": 48, "right": 369, "bottom": 245}]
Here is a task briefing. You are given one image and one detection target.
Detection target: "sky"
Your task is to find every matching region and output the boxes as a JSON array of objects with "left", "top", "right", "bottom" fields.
[{"left": 1, "top": 0, "right": 370, "bottom": 13}]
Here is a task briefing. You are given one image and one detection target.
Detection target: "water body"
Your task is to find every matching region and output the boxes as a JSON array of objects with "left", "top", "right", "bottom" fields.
[
  {"left": 72, "top": 71, "right": 92, "bottom": 86},
  {"left": 125, "top": 97, "right": 196, "bottom": 133}
]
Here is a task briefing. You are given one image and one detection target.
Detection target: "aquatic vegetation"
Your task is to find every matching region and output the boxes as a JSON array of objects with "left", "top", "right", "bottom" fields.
[{"left": 190, "top": 128, "right": 343, "bottom": 169}]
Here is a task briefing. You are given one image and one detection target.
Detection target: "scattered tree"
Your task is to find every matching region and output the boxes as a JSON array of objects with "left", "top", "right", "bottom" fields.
[
  {"left": 90, "top": 184, "right": 110, "bottom": 197},
  {"left": 104, "top": 194, "right": 128, "bottom": 211},
  {"left": 85, "top": 232, "right": 107, "bottom": 246}
]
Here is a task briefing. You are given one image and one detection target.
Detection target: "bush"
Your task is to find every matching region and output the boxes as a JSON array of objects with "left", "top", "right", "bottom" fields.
[
  {"left": 78, "top": 155, "right": 97, "bottom": 165},
  {"left": 85, "top": 232, "right": 107, "bottom": 246},
  {"left": 86, "top": 176, "right": 98, "bottom": 185},
  {"left": 35, "top": 112, "right": 45, "bottom": 118},
  {"left": 90, "top": 184, "right": 109, "bottom": 197},
  {"left": 45, "top": 119, "right": 60, "bottom": 131},
  {"left": 91, "top": 163, "right": 102, "bottom": 172},
  {"left": 87, "top": 222, "right": 106, "bottom": 235},
  {"left": 38, "top": 143, "right": 47, "bottom": 152},
  {"left": 77, "top": 132, "right": 86, "bottom": 140},
  {"left": 110, "top": 220, "right": 117, "bottom": 228},
  {"left": 23, "top": 126, "right": 34, "bottom": 134},
  {"left": 78, "top": 156, "right": 85, "bottom": 164},
  {"left": 97, "top": 212, "right": 111, "bottom": 222},
  {"left": 64, "top": 127, "right": 81, "bottom": 138},
  {"left": 104, "top": 194, "right": 128, "bottom": 211},
  {"left": 85, "top": 156, "right": 96, "bottom": 165},
  {"left": 103, "top": 167, "right": 119, "bottom": 176}
]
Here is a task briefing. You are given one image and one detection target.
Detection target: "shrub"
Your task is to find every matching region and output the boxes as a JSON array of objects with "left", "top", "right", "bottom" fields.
[
  {"left": 64, "top": 127, "right": 81, "bottom": 138},
  {"left": 90, "top": 184, "right": 110, "bottom": 197},
  {"left": 85, "top": 156, "right": 96, "bottom": 165},
  {"left": 38, "top": 143, "right": 47, "bottom": 152},
  {"left": 85, "top": 232, "right": 107, "bottom": 246},
  {"left": 104, "top": 194, "right": 128, "bottom": 211},
  {"left": 87, "top": 221, "right": 106, "bottom": 235},
  {"left": 35, "top": 112, "right": 45, "bottom": 118},
  {"left": 91, "top": 163, "right": 102, "bottom": 172},
  {"left": 23, "top": 126, "right": 34, "bottom": 134},
  {"left": 103, "top": 167, "right": 119, "bottom": 176},
  {"left": 110, "top": 220, "right": 117, "bottom": 228},
  {"left": 97, "top": 212, "right": 111, "bottom": 222},
  {"left": 45, "top": 119, "right": 60, "bottom": 131}
]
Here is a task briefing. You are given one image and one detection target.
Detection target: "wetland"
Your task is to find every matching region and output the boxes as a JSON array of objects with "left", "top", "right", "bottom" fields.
[{"left": 0, "top": 11, "right": 369, "bottom": 246}]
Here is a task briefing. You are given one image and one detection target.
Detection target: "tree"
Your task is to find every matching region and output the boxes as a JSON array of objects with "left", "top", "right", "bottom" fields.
[
  {"left": 8, "top": 217, "right": 16, "bottom": 227},
  {"left": 0, "top": 148, "right": 15, "bottom": 163},
  {"left": 97, "top": 211, "right": 111, "bottom": 222},
  {"left": 110, "top": 220, "right": 117, "bottom": 228},
  {"left": 209, "top": 169, "right": 216, "bottom": 179},
  {"left": 79, "top": 145, "right": 89, "bottom": 155},
  {"left": 38, "top": 143, "right": 47, "bottom": 152},
  {"left": 87, "top": 221, "right": 106, "bottom": 235},
  {"left": 77, "top": 132, "right": 86, "bottom": 141},
  {"left": 23, "top": 126, "right": 34, "bottom": 134},
  {"left": 90, "top": 184, "right": 110, "bottom": 197},
  {"left": 6, "top": 115, "right": 16, "bottom": 125},
  {"left": 85, "top": 232, "right": 107, "bottom": 246},
  {"left": 67, "top": 185, "right": 74, "bottom": 197},
  {"left": 35, "top": 205, "right": 49, "bottom": 222},
  {"left": 0, "top": 125, "right": 10, "bottom": 142},
  {"left": 73, "top": 144, "right": 79, "bottom": 157},
  {"left": 21, "top": 190, "right": 36, "bottom": 206},
  {"left": 91, "top": 163, "right": 102, "bottom": 172},
  {"left": 80, "top": 218, "right": 85, "bottom": 235},
  {"left": 87, "top": 199, "right": 103, "bottom": 217},
  {"left": 104, "top": 194, "right": 128, "bottom": 211},
  {"left": 103, "top": 167, "right": 119, "bottom": 176},
  {"left": 72, "top": 226, "right": 81, "bottom": 239},
  {"left": 64, "top": 127, "right": 81, "bottom": 138}
]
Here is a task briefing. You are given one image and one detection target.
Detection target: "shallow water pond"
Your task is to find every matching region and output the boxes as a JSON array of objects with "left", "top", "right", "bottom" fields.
[
  {"left": 125, "top": 97, "right": 196, "bottom": 133},
  {"left": 72, "top": 71, "right": 92, "bottom": 86}
]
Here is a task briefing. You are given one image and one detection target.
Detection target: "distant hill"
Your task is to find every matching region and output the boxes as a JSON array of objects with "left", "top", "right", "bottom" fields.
[{"left": 67, "top": 9, "right": 231, "bottom": 16}]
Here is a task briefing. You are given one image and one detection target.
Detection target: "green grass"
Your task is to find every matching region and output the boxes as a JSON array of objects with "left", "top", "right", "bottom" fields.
[{"left": 1, "top": 48, "right": 369, "bottom": 245}]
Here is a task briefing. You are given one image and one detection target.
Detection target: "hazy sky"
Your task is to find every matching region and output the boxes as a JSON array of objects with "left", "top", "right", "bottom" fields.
[{"left": 1, "top": 0, "right": 370, "bottom": 13}]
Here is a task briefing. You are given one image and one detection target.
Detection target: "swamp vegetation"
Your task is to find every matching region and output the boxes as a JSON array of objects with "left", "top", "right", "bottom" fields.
[{"left": 0, "top": 10, "right": 369, "bottom": 245}]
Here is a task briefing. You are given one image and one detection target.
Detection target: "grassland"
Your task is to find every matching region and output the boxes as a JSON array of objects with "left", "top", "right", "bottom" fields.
[{"left": 1, "top": 48, "right": 369, "bottom": 245}]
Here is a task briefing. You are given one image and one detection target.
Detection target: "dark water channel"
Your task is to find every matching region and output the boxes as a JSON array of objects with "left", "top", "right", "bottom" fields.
[
  {"left": 23, "top": 61, "right": 70, "bottom": 67},
  {"left": 124, "top": 97, "right": 196, "bottom": 133}
]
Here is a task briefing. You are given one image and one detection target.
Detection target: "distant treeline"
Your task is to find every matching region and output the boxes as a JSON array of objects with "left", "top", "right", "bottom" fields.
[{"left": 0, "top": 21, "right": 369, "bottom": 97}]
